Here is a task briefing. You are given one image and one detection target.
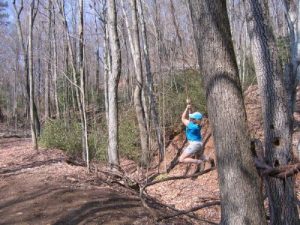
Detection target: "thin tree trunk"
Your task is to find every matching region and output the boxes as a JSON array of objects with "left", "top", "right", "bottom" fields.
[
  {"left": 52, "top": 4, "right": 60, "bottom": 119},
  {"left": 104, "top": 23, "right": 110, "bottom": 126},
  {"left": 13, "top": 43, "right": 19, "bottom": 128},
  {"left": 93, "top": 0, "right": 100, "bottom": 98},
  {"left": 137, "top": 0, "right": 164, "bottom": 162},
  {"left": 244, "top": 1, "right": 299, "bottom": 224},
  {"left": 45, "top": 0, "right": 52, "bottom": 120},
  {"left": 130, "top": 0, "right": 149, "bottom": 166},
  {"left": 106, "top": 0, "right": 121, "bottom": 169},
  {"left": 56, "top": 0, "right": 82, "bottom": 117},
  {"left": 78, "top": 0, "right": 89, "bottom": 167},
  {"left": 188, "top": 1, "right": 267, "bottom": 224},
  {"left": 28, "top": 0, "right": 39, "bottom": 150},
  {"left": 13, "top": 0, "right": 40, "bottom": 136}
]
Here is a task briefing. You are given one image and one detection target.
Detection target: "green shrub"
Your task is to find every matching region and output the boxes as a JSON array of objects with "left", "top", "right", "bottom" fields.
[
  {"left": 88, "top": 128, "right": 108, "bottom": 161},
  {"left": 39, "top": 119, "right": 82, "bottom": 156},
  {"left": 118, "top": 109, "right": 140, "bottom": 161}
]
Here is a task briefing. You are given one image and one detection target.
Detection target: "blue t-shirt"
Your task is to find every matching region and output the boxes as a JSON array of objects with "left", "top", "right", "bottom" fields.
[{"left": 186, "top": 122, "right": 202, "bottom": 142}]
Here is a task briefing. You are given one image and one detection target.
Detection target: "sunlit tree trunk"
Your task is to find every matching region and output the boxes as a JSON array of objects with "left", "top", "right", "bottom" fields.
[
  {"left": 78, "top": 0, "right": 89, "bottom": 168},
  {"left": 106, "top": 0, "right": 121, "bottom": 169}
]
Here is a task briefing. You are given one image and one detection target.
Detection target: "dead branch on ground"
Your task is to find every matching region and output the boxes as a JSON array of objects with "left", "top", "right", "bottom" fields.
[{"left": 157, "top": 200, "right": 220, "bottom": 223}]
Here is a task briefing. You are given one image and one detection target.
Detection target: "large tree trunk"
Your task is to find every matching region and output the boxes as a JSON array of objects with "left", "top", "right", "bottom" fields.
[
  {"left": 130, "top": 0, "right": 149, "bottom": 166},
  {"left": 244, "top": 0, "right": 300, "bottom": 224},
  {"left": 188, "top": 1, "right": 267, "bottom": 224},
  {"left": 106, "top": 0, "right": 121, "bottom": 169}
]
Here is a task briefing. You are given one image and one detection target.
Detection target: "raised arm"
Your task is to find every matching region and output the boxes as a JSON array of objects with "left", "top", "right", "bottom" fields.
[{"left": 181, "top": 105, "right": 191, "bottom": 126}]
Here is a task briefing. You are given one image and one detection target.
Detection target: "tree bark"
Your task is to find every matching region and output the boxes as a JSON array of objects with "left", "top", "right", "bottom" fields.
[
  {"left": 78, "top": 0, "right": 89, "bottom": 167},
  {"left": 244, "top": 0, "right": 300, "bottom": 224},
  {"left": 130, "top": 0, "right": 149, "bottom": 166},
  {"left": 52, "top": 4, "right": 60, "bottom": 119},
  {"left": 188, "top": 1, "right": 267, "bottom": 224},
  {"left": 13, "top": 0, "right": 40, "bottom": 136},
  {"left": 137, "top": 0, "right": 164, "bottom": 162},
  {"left": 28, "top": 0, "right": 39, "bottom": 150},
  {"left": 45, "top": 0, "right": 52, "bottom": 120},
  {"left": 107, "top": 0, "right": 121, "bottom": 169}
]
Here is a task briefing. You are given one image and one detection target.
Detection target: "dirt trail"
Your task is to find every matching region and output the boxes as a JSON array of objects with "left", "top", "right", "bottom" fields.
[{"left": 0, "top": 138, "right": 192, "bottom": 225}]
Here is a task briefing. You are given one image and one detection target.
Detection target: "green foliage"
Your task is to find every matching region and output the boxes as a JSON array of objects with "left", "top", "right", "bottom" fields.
[
  {"left": 85, "top": 109, "right": 139, "bottom": 162},
  {"left": 39, "top": 69, "right": 207, "bottom": 164},
  {"left": 39, "top": 119, "right": 82, "bottom": 155},
  {"left": 118, "top": 108, "right": 140, "bottom": 161},
  {"left": 88, "top": 128, "right": 108, "bottom": 161}
]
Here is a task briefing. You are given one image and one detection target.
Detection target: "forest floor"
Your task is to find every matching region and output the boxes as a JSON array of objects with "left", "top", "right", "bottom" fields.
[
  {"left": 1, "top": 85, "right": 300, "bottom": 225},
  {"left": 0, "top": 136, "right": 200, "bottom": 225}
]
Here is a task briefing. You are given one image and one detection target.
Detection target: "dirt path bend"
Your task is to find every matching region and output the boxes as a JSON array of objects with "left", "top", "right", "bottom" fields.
[{"left": 0, "top": 138, "right": 190, "bottom": 225}]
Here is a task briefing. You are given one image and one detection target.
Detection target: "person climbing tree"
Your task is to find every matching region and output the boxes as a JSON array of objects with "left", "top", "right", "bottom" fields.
[{"left": 179, "top": 104, "right": 214, "bottom": 166}]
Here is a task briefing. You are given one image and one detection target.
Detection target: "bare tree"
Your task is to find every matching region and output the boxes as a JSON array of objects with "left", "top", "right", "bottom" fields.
[
  {"left": 130, "top": 0, "right": 149, "bottom": 166},
  {"left": 52, "top": 4, "right": 60, "bottom": 119},
  {"left": 45, "top": 0, "right": 52, "bottom": 120},
  {"left": 137, "top": 0, "right": 164, "bottom": 162},
  {"left": 28, "top": 0, "right": 40, "bottom": 149},
  {"left": 13, "top": 0, "right": 41, "bottom": 137},
  {"left": 188, "top": 1, "right": 267, "bottom": 224},
  {"left": 244, "top": 0, "right": 300, "bottom": 224},
  {"left": 78, "top": 0, "right": 89, "bottom": 168},
  {"left": 106, "top": 0, "right": 121, "bottom": 169}
]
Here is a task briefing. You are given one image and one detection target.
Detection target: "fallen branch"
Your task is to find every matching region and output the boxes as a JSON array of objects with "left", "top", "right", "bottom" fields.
[
  {"left": 157, "top": 200, "right": 220, "bottom": 223},
  {"left": 166, "top": 138, "right": 187, "bottom": 173},
  {"left": 141, "top": 167, "right": 216, "bottom": 193},
  {"left": 140, "top": 190, "right": 218, "bottom": 224},
  {"left": 254, "top": 157, "right": 300, "bottom": 179},
  {"left": 0, "top": 133, "right": 31, "bottom": 138}
]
